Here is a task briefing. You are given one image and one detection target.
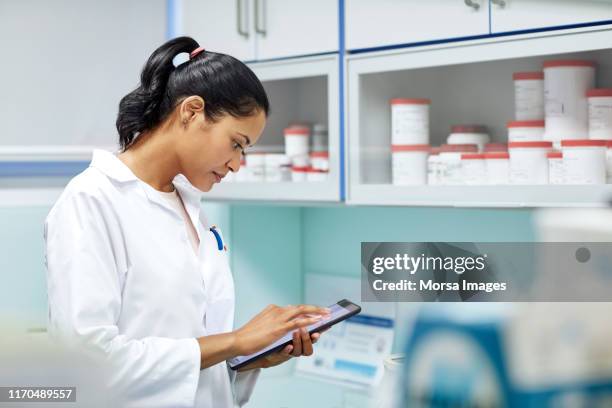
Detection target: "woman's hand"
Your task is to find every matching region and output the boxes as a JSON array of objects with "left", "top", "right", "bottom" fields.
[
  {"left": 237, "top": 328, "right": 326, "bottom": 372},
  {"left": 232, "top": 304, "right": 330, "bottom": 357}
]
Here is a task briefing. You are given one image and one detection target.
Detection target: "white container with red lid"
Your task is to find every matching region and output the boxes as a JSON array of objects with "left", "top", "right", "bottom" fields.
[
  {"left": 547, "top": 150, "right": 565, "bottom": 185},
  {"left": 447, "top": 125, "right": 489, "bottom": 152},
  {"left": 509, "top": 141, "right": 553, "bottom": 184},
  {"left": 543, "top": 60, "right": 596, "bottom": 141},
  {"left": 513, "top": 71, "right": 544, "bottom": 121},
  {"left": 391, "top": 144, "right": 429, "bottom": 186},
  {"left": 310, "top": 151, "right": 330, "bottom": 171},
  {"left": 461, "top": 153, "right": 486, "bottom": 185},
  {"left": 561, "top": 139, "right": 606, "bottom": 184},
  {"left": 390, "top": 98, "right": 430, "bottom": 145},
  {"left": 587, "top": 89, "right": 612, "bottom": 140},
  {"left": 507, "top": 120, "right": 545, "bottom": 142},
  {"left": 484, "top": 152, "right": 510, "bottom": 185},
  {"left": 438, "top": 143, "right": 478, "bottom": 185},
  {"left": 284, "top": 126, "right": 310, "bottom": 158}
]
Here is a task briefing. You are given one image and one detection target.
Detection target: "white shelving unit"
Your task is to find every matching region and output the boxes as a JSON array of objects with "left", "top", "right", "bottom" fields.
[
  {"left": 346, "top": 28, "right": 612, "bottom": 207},
  {"left": 204, "top": 55, "right": 341, "bottom": 203}
]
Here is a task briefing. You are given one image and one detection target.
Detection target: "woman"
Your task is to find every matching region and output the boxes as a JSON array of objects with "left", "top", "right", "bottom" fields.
[{"left": 44, "top": 36, "right": 329, "bottom": 407}]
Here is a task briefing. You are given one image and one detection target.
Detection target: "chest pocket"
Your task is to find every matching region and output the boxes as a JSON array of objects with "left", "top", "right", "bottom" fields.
[{"left": 200, "top": 226, "right": 235, "bottom": 335}]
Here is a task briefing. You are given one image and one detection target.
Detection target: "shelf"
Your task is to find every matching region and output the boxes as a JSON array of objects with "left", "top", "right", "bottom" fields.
[
  {"left": 346, "top": 28, "right": 612, "bottom": 207},
  {"left": 349, "top": 185, "right": 612, "bottom": 208},
  {"left": 204, "top": 55, "right": 341, "bottom": 202}
]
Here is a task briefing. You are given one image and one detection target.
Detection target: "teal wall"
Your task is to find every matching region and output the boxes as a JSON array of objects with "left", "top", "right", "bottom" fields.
[{"left": 0, "top": 206, "right": 49, "bottom": 330}]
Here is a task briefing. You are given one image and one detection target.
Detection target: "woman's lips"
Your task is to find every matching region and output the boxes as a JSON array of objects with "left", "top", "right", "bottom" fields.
[{"left": 213, "top": 172, "right": 222, "bottom": 183}]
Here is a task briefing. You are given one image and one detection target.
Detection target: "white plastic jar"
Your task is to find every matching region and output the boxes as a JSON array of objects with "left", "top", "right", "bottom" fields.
[
  {"left": 587, "top": 89, "right": 612, "bottom": 140},
  {"left": 507, "top": 120, "right": 545, "bottom": 142},
  {"left": 547, "top": 150, "right": 565, "bottom": 185},
  {"left": 310, "top": 151, "right": 329, "bottom": 171},
  {"left": 311, "top": 123, "right": 328, "bottom": 152},
  {"left": 508, "top": 141, "right": 553, "bottom": 184},
  {"left": 291, "top": 154, "right": 310, "bottom": 168},
  {"left": 284, "top": 126, "right": 310, "bottom": 158},
  {"left": 561, "top": 139, "right": 607, "bottom": 184},
  {"left": 391, "top": 144, "right": 430, "bottom": 185},
  {"left": 264, "top": 154, "right": 290, "bottom": 182},
  {"left": 391, "top": 98, "right": 430, "bottom": 145},
  {"left": 245, "top": 152, "right": 266, "bottom": 182},
  {"left": 513, "top": 71, "right": 544, "bottom": 120},
  {"left": 484, "top": 152, "right": 510, "bottom": 185},
  {"left": 447, "top": 125, "right": 490, "bottom": 151},
  {"left": 543, "top": 60, "right": 596, "bottom": 141},
  {"left": 438, "top": 144, "right": 478, "bottom": 185},
  {"left": 291, "top": 166, "right": 309, "bottom": 182},
  {"left": 461, "top": 153, "right": 486, "bottom": 185},
  {"left": 427, "top": 147, "right": 441, "bottom": 185}
]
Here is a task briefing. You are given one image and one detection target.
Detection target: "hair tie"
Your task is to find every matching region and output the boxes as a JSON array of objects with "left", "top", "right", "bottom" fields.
[{"left": 190, "top": 46, "right": 205, "bottom": 59}]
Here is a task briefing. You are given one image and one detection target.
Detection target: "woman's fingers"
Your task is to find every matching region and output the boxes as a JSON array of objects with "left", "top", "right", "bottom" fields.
[
  {"left": 281, "top": 344, "right": 293, "bottom": 355},
  {"left": 291, "top": 330, "right": 303, "bottom": 356},
  {"left": 285, "top": 316, "right": 321, "bottom": 331},
  {"left": 283, "top": 304, "right": 330, "bottom": 321},
  {"left": 311, "top": 332, "right": 320, "bottom": 343},
  {"left": 301, "top": 328, "right": 314, "bottom": 356}
]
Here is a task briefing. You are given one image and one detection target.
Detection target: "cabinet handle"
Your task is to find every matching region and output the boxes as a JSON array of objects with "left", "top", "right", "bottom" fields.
[
  {"left": 491, "top": 0, "right": 506, "bottom": 7},
  {"left": 236, "top": 0, "right": 249, "bottom": 38},
  {"left": 255, "top": 0, "right": 267, "bottom": 37},
  {"left": 464, "top": 0, "right": 480, "bottom": 10}
]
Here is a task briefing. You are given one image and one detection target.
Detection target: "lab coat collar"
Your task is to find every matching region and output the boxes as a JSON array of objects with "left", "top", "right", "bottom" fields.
[
  {"left": 90, "top": 149, "right": 204, "bottom": 228},
  {"left": 90, "top": 149, "right": 138, "bottom": 183}
]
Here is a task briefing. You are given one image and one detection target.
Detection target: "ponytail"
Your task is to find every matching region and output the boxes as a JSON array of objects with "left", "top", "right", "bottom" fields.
[{"left": 116, "top": 36, "right": 269, "bottom": 151}]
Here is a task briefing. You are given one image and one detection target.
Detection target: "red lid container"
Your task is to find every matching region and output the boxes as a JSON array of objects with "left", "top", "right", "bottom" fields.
[
  {"left": 390, "top": 98, "right": 431, "bottom": 105},
  {"left": 440, "top": 144, "right": 479, "bottom": 153},
  {"left": 560, "top": 139, "right": 607, "bottom": 148},
  {"left": 391, "top": 144, "right": 430, "bottom": 152},
  {"left": 513, "top": 72, "right": 544, "bottom": 80}
]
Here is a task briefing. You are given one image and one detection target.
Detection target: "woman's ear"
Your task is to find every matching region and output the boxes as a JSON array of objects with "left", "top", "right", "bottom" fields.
[{"left": 179, "top": 96, "right": 205, "bottom": 128}]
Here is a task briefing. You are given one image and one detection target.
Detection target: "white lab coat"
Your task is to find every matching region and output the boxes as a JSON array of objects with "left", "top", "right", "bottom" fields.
[{"left": 44, "top": 149, "right": 260, "bottom": 407}]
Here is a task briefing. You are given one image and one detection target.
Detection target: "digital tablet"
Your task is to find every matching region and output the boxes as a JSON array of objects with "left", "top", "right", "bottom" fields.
[{"left": 228, "top": 299, "right": 361, "bottom": 370}]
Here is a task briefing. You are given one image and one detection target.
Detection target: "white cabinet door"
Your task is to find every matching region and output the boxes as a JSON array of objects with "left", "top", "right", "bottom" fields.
[
  {"left": 255, "top": 0, "right": 338, "bottom": 60},
  {"left": 346, "top": 0, "right": 490, "bottom": 51},
  {"left": 183, "top": 0, "right": 256, "bottom": 61},
  {"left": 491, "top": 0, "right": 612, "bottom": 33}
]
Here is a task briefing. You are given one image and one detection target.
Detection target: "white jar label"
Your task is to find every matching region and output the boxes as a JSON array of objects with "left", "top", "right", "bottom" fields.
[
  {"left": 589, "top": 102, "right": 612, "bottom": 132},
  {"left": 392, "top": 105, "right": 429, "bottom": 144},
  {"left": 515, "top": 81, "right": 544, "bottom": 120}
]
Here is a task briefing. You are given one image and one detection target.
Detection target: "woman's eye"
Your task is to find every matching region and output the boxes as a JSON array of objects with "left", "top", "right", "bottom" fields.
[{"left": 233, "top": 142, "right": 246, "bottom": 156}]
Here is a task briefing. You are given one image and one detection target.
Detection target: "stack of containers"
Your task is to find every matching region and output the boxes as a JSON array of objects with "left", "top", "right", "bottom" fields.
[
  {"left": 509, "top": 71, "right": 548, "bottom": 184},
  {"left": 309, "top": 151, "right": 329, "bottom": 181},
  {"left": 284, "top": 125, "right": 311, "bottom": 182},
  {"left": 390, "top": 98, "right": 431, "bottom": 185},
  {"left": 309, "top": 124, "right": 329, "bottom": 181},
  {"left": 509, "top": 62, "right": 607, "bottom": 184}
]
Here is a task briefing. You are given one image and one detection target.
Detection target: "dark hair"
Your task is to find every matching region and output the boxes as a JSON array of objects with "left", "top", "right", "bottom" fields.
[{"left": 116, "top": 36, "right": 269, "bottom": 151}]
